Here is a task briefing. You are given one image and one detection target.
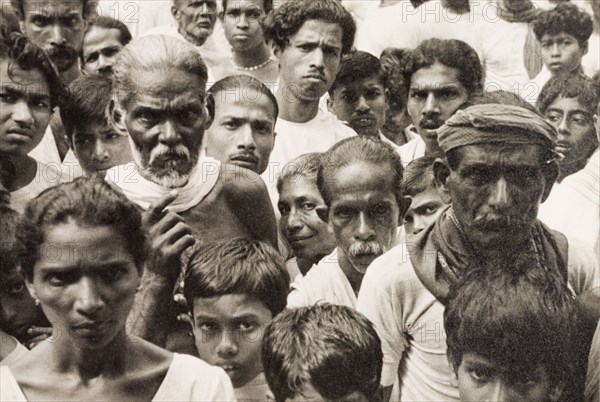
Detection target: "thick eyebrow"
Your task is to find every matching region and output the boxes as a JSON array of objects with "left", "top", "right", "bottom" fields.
[
  {"left": 413, "top": 201, "right": 442, "bottom": 214},
  {"left": 1, "top": 85, "right": 49, "bottom": 102},
  {"left": 409, "top": 83, "right": 461, "bottom": 92}
]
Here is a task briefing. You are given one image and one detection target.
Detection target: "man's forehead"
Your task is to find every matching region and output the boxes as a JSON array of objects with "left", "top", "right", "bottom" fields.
[
  {"left": 541, "top": 32, "right": 578, "bottom": 42},
  {"left": 128, "top": 90, "right": 205, "bottom": 110},
  {"left": 454, "top": 144, "right": 544, "bottom": 167},
  {"left": 0, "top": 64, "right": 50, "bottom": 97},
  {"left": 336, "top": 76, "right": 385, "bottom": 93},
  {"left": 291, "top": 19, "right": 343, "bottom": 46},
  {"left": 23, "top": 0, "right": 84, "bottom": 15},
  {"left": 547, "top": 97, "right": 591, "bottom": 115}
]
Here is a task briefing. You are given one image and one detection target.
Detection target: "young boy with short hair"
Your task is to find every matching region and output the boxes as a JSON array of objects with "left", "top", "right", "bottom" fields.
[
  {"left": 444, "top": 266, "right": 575, "bottom": 402},
  {"left": 401, "top": 156, "right": 449, "bottom": 236},
  {"left": 183, "top": 237, "right": 290, "bottom": 401},
  {"left": 531, "top": 3, "right": 594, "bottom": 104},
  {"left": 262, "top": 303, "right": 383, "bottom": 402}
]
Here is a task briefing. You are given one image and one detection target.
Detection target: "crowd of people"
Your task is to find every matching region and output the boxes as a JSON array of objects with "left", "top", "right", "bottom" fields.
[{"left": 0, "top": 0, "right": 598, "bottom": 401}]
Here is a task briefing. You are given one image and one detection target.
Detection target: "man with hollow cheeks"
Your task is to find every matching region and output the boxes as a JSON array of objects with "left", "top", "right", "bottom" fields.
[{"left": 105, "top": 35, "right": 277, "bottom": 347}]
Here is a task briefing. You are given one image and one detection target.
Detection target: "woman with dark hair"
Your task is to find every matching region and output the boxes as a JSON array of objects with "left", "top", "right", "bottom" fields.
[{"left": 0, "top": 177, "right": 234, "bottom": 401}]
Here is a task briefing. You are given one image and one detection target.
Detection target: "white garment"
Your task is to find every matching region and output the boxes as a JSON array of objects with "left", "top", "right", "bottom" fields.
[
  {"left": 0, "top": 353, "right": 235, "bottom": 401},
  {"left": 262, "top": 109, "right": 356, "bottom": 208},
  {"left": 528, "top": 66, "right": 552, "bottom": 106},
  {"left": 357, "top": 239, "right": 598, "bottom": 401},
  {"left": 235, "top": 372, "right": 270, "bottom": 402},
  {"left": 0, "top": 337, "right": 28, "bottom": 367},
  {"left": 28, "top": 125, "right": 61, "bottom": 166},
  {"left": 397, "top": 136, "right": 426, "bottom": 167},
  {"left": 287, "top": 248, "right": 358, "bottom": 309},
  {"left": 539, "top": 150, "right": 600, "bottom": 254},
  {"left": 10, "top": 161, "right": 65, "bottom": 213},
  {"left": 582, "top": 32, "right": 600, "bottom": 78},
  {"left": 105, "top": 157, "right": 221, "bottom": 213},
  {"left": 59, "top": 149, "right": 84, "bottom": 182}
]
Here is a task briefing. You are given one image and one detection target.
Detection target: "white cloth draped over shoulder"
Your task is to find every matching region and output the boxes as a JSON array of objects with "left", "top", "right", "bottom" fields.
[{"left": 105, "top": 157, "right": 221, "bottom": 213}]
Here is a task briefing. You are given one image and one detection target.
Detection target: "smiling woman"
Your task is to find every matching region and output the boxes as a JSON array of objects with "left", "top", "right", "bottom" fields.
[{"left": 0, "top": 177, "right": 235, "bottom": 401}]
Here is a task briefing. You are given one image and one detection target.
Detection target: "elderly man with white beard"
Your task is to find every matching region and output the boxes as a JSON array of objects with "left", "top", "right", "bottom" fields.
[
  {"left": 286, "top": 136, "right": 409, "bottom": 309},
  {"left": 105, "top": 35, "right": 277, "bottom": 349}
]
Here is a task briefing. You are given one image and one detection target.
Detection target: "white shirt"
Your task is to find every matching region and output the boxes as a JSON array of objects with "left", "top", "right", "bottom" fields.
[
  {"left": 287, "top": 248, "right": 358, "bottom": 309},
  {"left": 10, "top": 161, "right": 65, "bottom": 213},
  {"left": 397, "top": 136, "right": 426, "bottom": 167},
  {"left": 357, "top": 238, "right": 598, "bottom": 401},
  {"left": 28, "top": 125, "right": 61, "bottom": 166}
]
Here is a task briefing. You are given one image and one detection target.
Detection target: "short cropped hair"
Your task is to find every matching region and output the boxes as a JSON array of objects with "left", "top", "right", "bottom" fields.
[
  {"left": 537, "top": 74, "right": 600, "bottom": 116},
  {"left": 263, "top": 0, "right": 355, "bottom": 55},
  {"left": 262, "top": 303, "right": 383, "bottom": 402},
  {"left": 112, "top": 35, "right": 208, "bottom": 108},
  {"left": 404, "top": 38, "right": 484, "bottom": 96},
  {"left": 61, "top": 74, "right": 112, "bottom": 142},
  {"left": 317, "top": 136, "right": 404, "bottom": 207},
  {"left": 16, "top": 177, "right": 147, "bottom": 281},
  {"left": 329, "top": 50, "right": 384, "bottom": 96},
  {"left": 402, "top": 156, "right": 437, "bottom": 198},
  {"left": 208, "top": 74, "right": 278, "bottom": 122},
  {"left": 183, "top": 238, "right": 289, "bottom": 317},
  {"left": 277, "top": 152, "right": 322, "bottom": 194},
  {"left": 223, "top": 0, "right": 272, "bottom": 13},
  {"left": 0, "top": 32, "right": 66, "bottom": 108},
  {"left": 85, "top": 15, "right": 132, "bottom": 45},
  {"left": 11, "top": 0, "right": 99, "bottom": 20},
  {"left": 444, "top": 265, "right": 575, "bottom": 386},
  {"left": 533, "top": 3, "right": 594, "bottom": 47}
]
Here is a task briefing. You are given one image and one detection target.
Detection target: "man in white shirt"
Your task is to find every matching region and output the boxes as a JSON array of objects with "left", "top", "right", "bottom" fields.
[
  {"left": 261, "top": 0, "right": 357, "bottom": 197},
  {"left": 358, "top": 104, "right": 599, "bottom": 402},
  {"left": 287, "top": 137, "right": 409, "bottom": 309}
]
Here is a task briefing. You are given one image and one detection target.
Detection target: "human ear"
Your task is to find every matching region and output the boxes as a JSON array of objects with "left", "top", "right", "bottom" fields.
[
  {"left": 171, "top": 5, "right": 180, "bottom": 21},
  {"left": 108, "top": 99, "right": 128, "bottom": 136},
  {"left": 433, "top": 158, "right": 452, "bottom": 204}
]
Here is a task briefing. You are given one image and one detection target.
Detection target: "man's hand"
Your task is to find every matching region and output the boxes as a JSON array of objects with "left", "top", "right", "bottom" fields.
[
  {"left": 143, "top": 191, "right": 196, "bottom": 282},
  {"left": 24, "top": 326, "right": 53, "bottom": 349}
]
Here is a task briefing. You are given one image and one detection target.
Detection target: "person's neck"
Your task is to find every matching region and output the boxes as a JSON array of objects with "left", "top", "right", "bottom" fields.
[
  {"left": 276, "top": 83, "right": 319, "bottom": 123},
  {"left": 177, "top": 26, "right": 206, "bottom": 47},
  {"left": 59, "top": 65, "right": 81, "bottom": 86},
  {"left": 232, "top": 44, "right": 272, "bottom": 69},
  {"left": 50, "top": 329, "right": 129, "bottom": 379},
  {"left": 338, "top": 249, "right": 364, "bottom": 296}
]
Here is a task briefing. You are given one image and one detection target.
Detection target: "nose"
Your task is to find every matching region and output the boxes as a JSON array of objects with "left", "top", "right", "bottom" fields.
[
  {"left": 309, "top": 48, "right": 325, "bottom": 70},
  {"left": 484, "top": 380, "right": 516, "bottom": 402},
  {"left": 74, "top": 277, "right": 105, "bottom": 317},
  {"left": 422, "top": 92, "right": 439, "bottom": 116},
  {"left": 92, "top": 140, "right": 110, "bottom": 162},
  {"left": 158, "top": 120, "right": 181, "bottom": 145},
  {"left": 550, "top": 43, "right": 561, "bottom": 58},
  {"left": 356, "top": 96, "right": 370, "bottom": 113},
  {"left": 216, "top": 330, "right": 239, "bottom": 357},
  {"left": 12, "top": 101, "right": 35, "bottom": 127},
  {"left": 556, "top": 115, "right": 570, "bottom": 139},
  {"left": 199, "top": 2, "right": 213, "bottom": 15},
  {"left": 354, "top": 212, "right": 376, "bottom": 241},
  {"left": 96, "top": 54, "right": 113, "bottom": 73},
  {"left": 489, "top": 176, "right": 510, "bottom": 210},
  {"left": 286, "top": 208, "right": 304, "bottom": 233},
  {"left": 412, "top": 214, "right": 428, "bottom": 235},
  {"left": 236, "top": 14, "right": 250, "bottom": 29},
  {"left": 236, "top": 125, "right": 255, "bottom": 150},
  {"left": 49, "top": 24, "right": 67, "bottom": 46}
]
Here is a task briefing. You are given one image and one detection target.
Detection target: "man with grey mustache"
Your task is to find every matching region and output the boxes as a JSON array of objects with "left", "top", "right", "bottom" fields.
[{"left": 286, "top": 136, "right": 409, "bottom": 309}]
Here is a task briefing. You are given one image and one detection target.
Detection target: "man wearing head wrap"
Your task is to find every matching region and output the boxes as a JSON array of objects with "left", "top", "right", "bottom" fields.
[{"left": 357, "top": 104, "right": 599, "bottom": 402}]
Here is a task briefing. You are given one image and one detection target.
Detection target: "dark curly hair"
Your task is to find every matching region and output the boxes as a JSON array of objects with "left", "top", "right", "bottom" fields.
[
  {"left": 537, "top": 73, "right": 599, "bottom": 116},
  {"left": 10, "top": 0, "right": 98, "bottom": 21},
  {"left": 0, "top": 32, "right": 66, "bottom": 108},
  {"left": 16, "top": 177, "right": 147, "bottom": 281},
  {"left": 380, "top": 47, "right": 412, "bottom": 111},
  {"left": 263, "top": 0, "right": 355, "bottom": 55},
  {"left": 533, "top": 3, "right": 594, "bottom": 46}
]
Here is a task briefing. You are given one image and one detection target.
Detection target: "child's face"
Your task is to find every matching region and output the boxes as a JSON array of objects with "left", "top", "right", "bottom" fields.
[
  {"left": 540, "top": 33, "right": 586, "bottom": 75},
  {"left": 192, "top": 294, "right": 273, "bottom": 388},
  {"left": 456, "top": 353, "right": 562, "bottom": 402},
  {"left": 285, "top": 383, "right": 369, "bottom": 402},
  {"left": 403, "top": 187, "right": 447, "bottom": 235},
  {"left": 0, "top": 269, "right": 43, "bottom": 340},
  {"left": 71, "top": 122, "right": 132, "bottom": 175}
]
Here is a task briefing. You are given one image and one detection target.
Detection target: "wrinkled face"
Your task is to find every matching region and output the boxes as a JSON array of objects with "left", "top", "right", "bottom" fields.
[
  {"left": 222, "top": 0, "right": 267, "bottom": 53},
  {"left": 540, "top": 33, "right": 586, "bottom": 75},
  {"left": 0, "top": 269, "right": 42, "bottom": 341},
  {"left": 278, "top": 175, "right": 336, "bottom": 262},
  {"left": 22, "top": 0, "right": 85, "bottom": 72},
  {"left": 72, "top": 121, "right": 132, "bottom": 174},
  {"left": 543, "top": 96, "right": 597, "bottom": 170},
  {"left": 404, "top": 187, "right": 447, "bottom": 235},
  {"left": 119, "top": 68, "right": 208, "bottom": 188},
  {"left": 275, "top": 19, "right": 343, "bottom": 102},
  {"left": 173, "top": 0, "right": 218, "bottom": 46},
  {"left": 445, "top": 144, "right": 549, "bottom": 251},
  {"left": 29, "top": 222, "right": 140, "bottom": 349},
  {"left": 205, "top": 88, "right": 276, "bottom": 174},
  {"left": 407, "top": 62, "right": 469, "bottom": 155},
  {"left": 82, "top": 26, "right": 124, "bottom": 77},
  {"left": 328, "top": 161, "right": 399, "bottom": 273},
  {"left": 457, "top": 353, "right": 561, "bottom": 402},
  {"left": 330, "top": 75, "right": 387, "bottom": 139},
  {"left": 0, "top": 60, "right": 51, "bottom": 156},
  {"left": 287, "top": 383, "right": 369, "bottom": 402},
  {"left": 192, "top": 294, "right": 272, "bottom": 388}
]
